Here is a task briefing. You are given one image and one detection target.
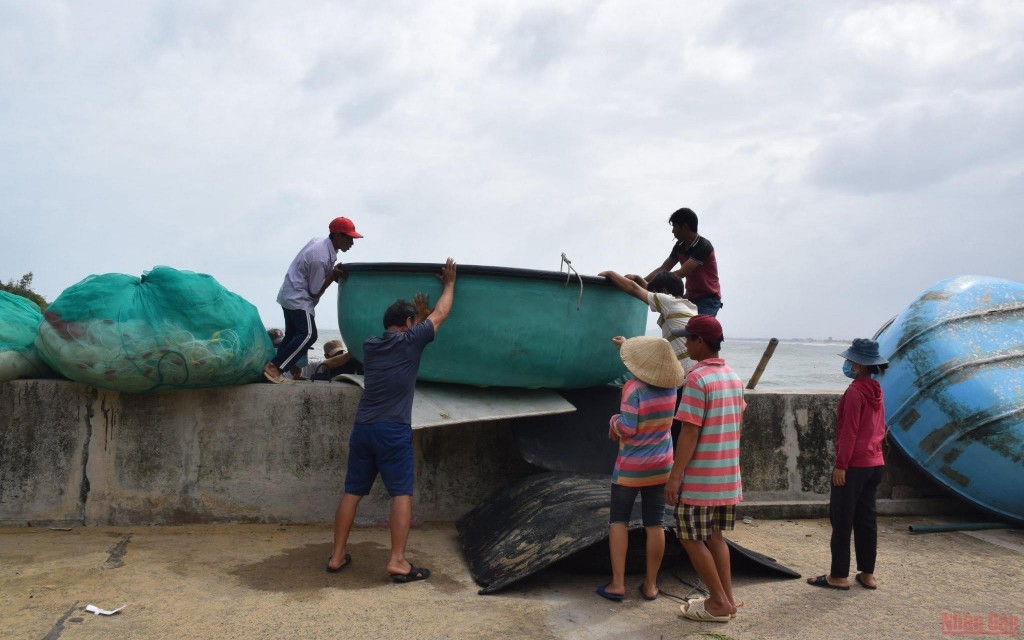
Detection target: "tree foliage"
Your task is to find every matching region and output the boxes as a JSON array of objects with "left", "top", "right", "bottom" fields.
[{"left": 1, "top": 272, "right": 48, "bottom": 310}]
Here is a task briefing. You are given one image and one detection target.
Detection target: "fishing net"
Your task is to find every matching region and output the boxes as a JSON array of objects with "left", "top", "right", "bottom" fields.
[
  {"left": 0, "top": 290, "right": 50, "bottom": 381},
  {"left": 34, "top": 266, "right": 274, "bottom": 392}
]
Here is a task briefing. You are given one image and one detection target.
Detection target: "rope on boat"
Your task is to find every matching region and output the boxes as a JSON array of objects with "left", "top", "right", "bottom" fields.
[{"left": 559, "top": 252, "right": 584, "bottom": 310}]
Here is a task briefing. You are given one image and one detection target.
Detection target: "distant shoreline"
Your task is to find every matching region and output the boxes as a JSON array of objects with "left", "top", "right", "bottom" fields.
[{"left": 643, "top": 329, "right": 851, "bottom": 344}]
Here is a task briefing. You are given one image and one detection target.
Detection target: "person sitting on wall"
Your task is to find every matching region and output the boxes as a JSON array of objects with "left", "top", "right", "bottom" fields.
[
  {"left": 326, "top": 258, "right": 457, "bottom": 582},
  {"left": 312, "top": 339, "right": 362, "bottom": 380}
]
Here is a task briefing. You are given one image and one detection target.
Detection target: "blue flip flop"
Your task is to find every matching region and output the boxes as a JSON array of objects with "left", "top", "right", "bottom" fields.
[
  {"left": 596, "top": 584, "right": 624, "bottom": 601},
  {"left": 638, "top": 584, "right": 659, "bottom": 601}
]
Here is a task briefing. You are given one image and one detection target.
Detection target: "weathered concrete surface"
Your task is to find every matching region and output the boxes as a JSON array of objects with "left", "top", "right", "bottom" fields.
[
  {"left": 2, "top": 381, "right": 955, "bottom": 526},
  {"left": 0, "top": 380, "right": 534, "bottom": 526},
  {"left": 1, "top": 518, "right": 1020, "bottom": 639},
  {"left": 741, "top": 390, "right": 949, "bottom": 504},
  {"left": 0, "top": 381, "right": 93, "bottom": 525}
]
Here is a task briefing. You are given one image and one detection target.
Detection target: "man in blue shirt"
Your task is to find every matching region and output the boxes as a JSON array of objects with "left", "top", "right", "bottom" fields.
[
  {"left": 326, "top": 258, "right": 457, "bottom": 583},
  {"left": 264, "top": 217, "right": 362, "bottom": 384}
]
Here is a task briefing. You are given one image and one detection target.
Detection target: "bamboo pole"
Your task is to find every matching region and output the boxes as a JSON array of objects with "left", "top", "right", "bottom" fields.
[{"left": 746, "top": 338, "right": 779, "bottom": 390}]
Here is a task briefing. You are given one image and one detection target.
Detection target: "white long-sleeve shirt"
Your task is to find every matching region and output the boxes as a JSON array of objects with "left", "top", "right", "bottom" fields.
[{"left": 275, "top": 237, "right": 337, "bottom": 314}]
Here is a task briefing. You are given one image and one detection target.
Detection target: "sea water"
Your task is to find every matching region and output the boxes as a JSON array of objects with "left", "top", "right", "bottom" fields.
[
  {"left": 715, "top": 337, "right": 849, "bottom": 391},
  {"left": 301, "top": 329, "right": 850, "bottom": 391}
]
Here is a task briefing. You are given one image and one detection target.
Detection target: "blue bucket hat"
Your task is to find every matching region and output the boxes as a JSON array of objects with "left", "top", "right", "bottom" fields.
[{"left": 838, "top": 338, "right": 888, "bottom": 366}]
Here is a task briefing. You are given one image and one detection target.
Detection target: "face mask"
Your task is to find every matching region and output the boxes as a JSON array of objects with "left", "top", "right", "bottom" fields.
[{"left": 842, "top": 360, "right": 857, "bottom": 379}]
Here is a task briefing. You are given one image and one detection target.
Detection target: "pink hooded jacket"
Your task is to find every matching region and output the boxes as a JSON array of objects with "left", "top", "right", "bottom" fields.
[{"left": 835, "top": 377, "right": 886, "bottom": 469}]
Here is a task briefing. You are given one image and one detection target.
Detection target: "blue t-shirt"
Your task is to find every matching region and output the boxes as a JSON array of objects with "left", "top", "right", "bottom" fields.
[{"left": 354, "top": 320, "right": 435, "bottom": 425}]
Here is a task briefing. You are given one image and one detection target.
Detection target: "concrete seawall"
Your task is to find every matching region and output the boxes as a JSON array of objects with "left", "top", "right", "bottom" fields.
[{"left": 0, "top": 380, "right": 952, "bottom": 526}]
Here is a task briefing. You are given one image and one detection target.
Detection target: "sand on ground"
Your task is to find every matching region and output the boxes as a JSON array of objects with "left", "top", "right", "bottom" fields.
[{"left": 1, "top": 516, "right": 1021, "bottom": 639}]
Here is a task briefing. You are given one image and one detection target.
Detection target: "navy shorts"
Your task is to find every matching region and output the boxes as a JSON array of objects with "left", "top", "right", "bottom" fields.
[
  {"left": 344, "top": 422, "right": 414, "bottom": 497},
  {"left": 609, "top": 483, "right": 666, "bottom": 527}
]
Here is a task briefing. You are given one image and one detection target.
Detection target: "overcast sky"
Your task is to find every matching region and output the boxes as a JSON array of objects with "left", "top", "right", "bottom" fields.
[{"left": 3, "top": 1, "right": 1022, "bottom": 340}]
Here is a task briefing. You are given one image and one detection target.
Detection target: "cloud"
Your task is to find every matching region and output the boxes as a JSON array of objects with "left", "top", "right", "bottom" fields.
[
  {"left": 1, "top": 0, "right": 1023, "bottom": 344},
  {"left": 837, "top": 2, "right": 1021, "bottom": 72},
  {"left": 493, "top": 6, "right": 586, "bottom": 75},
  {"left": 807, "top": 97, "right": 1024, "bottom": 193}
]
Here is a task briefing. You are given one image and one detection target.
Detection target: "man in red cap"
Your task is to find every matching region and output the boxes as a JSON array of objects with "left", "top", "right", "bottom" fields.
[
  {"left": 664, "top": 314, "right": 746, "bottom": 623},
  {"left": 264, "top": 217, "right": 363, "bottom": 384}
]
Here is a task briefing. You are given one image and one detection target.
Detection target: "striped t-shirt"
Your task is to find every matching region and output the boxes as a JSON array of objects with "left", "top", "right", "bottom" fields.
[
  {"left": 608, "top": 377, "right": 676, "bottom": 487},
  {"left": 647, "top": 292, "right": 697, "bottom": 362},
  {"left": 674, "top": 358, "right": 746, "bottom": 505}
]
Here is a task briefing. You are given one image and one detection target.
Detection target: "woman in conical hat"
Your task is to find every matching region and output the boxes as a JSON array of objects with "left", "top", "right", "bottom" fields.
[{"left": 597, "top": 336, "right": 685, "bottom": 603}]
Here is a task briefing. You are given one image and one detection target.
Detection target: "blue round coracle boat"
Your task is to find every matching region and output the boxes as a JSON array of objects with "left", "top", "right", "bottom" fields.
[
  {"left": 337, "top": 263, "right": 648, "bottom": 389},
  {"left": 875, "top": 275, "right": 1024, "bottom": 526}
]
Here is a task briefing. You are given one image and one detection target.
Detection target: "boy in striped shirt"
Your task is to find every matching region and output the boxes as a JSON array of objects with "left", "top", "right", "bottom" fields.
[{"left": 665, "top": 315, "right": 746, "bottom": 623}]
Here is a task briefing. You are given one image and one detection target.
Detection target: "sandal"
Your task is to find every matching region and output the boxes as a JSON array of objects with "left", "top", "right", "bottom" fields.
[
  {"left": 807, "top": 575, "right": 850, "bottom": 590},
  {"left": 680, "top": 599, "right": 731, "bottom": 623},
  {"left": 730, "top": 600, "right": 745, "bottom": 618},
  {"left": 856, "top": 573, "right": 877, "bottom": 590},
  {"left": 390, "top": 564, "right": 430, "bottom": 583},
  {"left": 325, "top": 553, "right": 351, "bottom": 573},
  {"left": 263, "top": 370, "right": 293, "bottom": 384}
]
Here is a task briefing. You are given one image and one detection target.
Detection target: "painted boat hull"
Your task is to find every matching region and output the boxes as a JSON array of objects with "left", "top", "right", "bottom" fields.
[
  {"left": 875, "top": 275, "right": 1024, "bottom": 525},
  {"left": 337, "top": 263, "right": 647, "bottom": 388}
]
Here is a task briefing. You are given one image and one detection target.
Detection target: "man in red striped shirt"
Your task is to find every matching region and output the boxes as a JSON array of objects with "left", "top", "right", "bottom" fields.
[{"left": 665, "top": 315, "right": 746, "bottom": 623}]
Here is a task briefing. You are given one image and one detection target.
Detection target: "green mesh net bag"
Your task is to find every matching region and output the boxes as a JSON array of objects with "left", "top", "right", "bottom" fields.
[
  {"left": 35, "top": 266, "right": 274, "bottom": 392},
  {"left": 0, "top": 290, "right": 51, "bottom": 381}
]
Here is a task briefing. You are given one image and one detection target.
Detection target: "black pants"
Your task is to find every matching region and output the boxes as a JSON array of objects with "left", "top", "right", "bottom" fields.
[
  {"left": 829, "top": 465, "right": 884, "bottom": 578},
  {"left": 670, "top": 386, "right": 685, "bottom": 448}
]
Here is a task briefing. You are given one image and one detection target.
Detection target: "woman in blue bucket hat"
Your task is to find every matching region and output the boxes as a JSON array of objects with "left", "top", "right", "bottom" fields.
[{"left": 808, "top": 338, "right": 889, "bottom": 591}]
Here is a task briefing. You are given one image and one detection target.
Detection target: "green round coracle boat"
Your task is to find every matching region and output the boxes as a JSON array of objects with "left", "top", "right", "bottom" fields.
[{"left": 337, "top": 263, "right": 647, "bottom": 388}]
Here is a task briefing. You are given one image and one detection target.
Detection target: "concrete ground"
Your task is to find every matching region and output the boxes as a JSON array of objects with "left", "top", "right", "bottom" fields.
[{"left": 1, "top": 517, "right": 1021, "bottom": 640}]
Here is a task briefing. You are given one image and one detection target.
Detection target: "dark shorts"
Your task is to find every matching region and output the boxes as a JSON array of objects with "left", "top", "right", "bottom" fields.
[
  {"left": 344, "top": 422, "right": 414, "bottom": 497},
  {"left": 673, "top": 504, "right": 736, "bottom": 541},
  {"left": 609, "top": 483, "right": 666, "bottom": 527}
]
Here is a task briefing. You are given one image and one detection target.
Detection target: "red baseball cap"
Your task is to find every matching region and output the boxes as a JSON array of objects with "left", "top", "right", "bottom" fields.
[
  {"left": 672, "top": 315, "right": 724, "bottom": 342},
  {"left": 328, "top": 216, "right": 363, "bottom": 238}
]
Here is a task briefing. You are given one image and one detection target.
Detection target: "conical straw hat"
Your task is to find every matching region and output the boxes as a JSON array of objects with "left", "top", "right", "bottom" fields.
[{"left": 620, "top": 336, "right": 686, "bottom": 389}]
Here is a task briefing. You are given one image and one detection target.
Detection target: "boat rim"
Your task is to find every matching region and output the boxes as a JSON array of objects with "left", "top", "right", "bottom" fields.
[{"left": 341, "top": 262, "right": 617, "bottom": 286}]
